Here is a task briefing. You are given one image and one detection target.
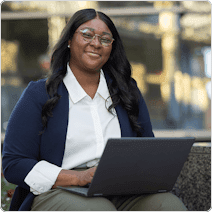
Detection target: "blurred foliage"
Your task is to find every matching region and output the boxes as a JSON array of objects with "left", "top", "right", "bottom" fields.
[{"left": 1, "top": 175, "right": 16, "bottom": 211}]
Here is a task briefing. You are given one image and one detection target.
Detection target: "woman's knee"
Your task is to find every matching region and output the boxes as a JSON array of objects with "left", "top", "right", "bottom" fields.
[
  {"left": 129, "top": 192, "right": 187, "bottom": 211},
  {"left": 157, "top": 193, "right": 187, "bottom": 211}
]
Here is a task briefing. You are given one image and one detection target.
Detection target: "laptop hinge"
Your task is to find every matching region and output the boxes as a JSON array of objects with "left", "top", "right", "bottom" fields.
[
  {"left": 93, "top": 193, "right": 103, "bottom": 196},
  {"left": 158, "top": 190, "right": 167, "bottom": 193}
]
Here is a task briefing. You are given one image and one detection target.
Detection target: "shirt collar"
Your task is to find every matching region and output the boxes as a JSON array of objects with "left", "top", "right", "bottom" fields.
[
  {"left": 63, "top": 65, "right": 87, "bottom": 103},
  {"left": 63, "top": 64, "right": 110, "bottom": 103},
  {"left": 96, "top": 70, "right": 110, "bottom": 101}
]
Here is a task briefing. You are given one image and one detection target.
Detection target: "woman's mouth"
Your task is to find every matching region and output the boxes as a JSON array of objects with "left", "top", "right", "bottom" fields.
[{"left": 86, "top": 52, "right": 101, "bottom": 57}]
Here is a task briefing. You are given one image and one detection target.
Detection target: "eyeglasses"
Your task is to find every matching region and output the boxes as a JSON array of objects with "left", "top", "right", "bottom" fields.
[{"left": 77, "top": 28, "right": 114, "bottom": 47}]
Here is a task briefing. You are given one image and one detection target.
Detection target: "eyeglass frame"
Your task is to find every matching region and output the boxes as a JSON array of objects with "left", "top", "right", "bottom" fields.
[{"left": 76, "top": 28, "right": 115, "bottom": 47}]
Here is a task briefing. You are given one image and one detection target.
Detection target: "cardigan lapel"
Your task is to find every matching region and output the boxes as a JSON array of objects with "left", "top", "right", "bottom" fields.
[
  {"left": 114, "top": 104, "right": 135, "bottom": 137},
  {"left": 40, "top": 82, "right": 69, "bottom": 167}
]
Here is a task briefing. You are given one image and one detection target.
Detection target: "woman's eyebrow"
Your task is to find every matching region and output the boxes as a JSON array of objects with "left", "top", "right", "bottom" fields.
[
  {"left": 82, "top": 27, "right": 112, "bottom": 36},
  {"left": 102, "top": 32, "right": 112, "bottom": 36},
  {"left": 83, "top": 27, "right": 94, "bottom": 31}
]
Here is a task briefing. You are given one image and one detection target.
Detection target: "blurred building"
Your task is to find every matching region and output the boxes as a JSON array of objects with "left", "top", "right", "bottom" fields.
[{"left": 1, "top": 1, "right": 211, "bottom": 135}]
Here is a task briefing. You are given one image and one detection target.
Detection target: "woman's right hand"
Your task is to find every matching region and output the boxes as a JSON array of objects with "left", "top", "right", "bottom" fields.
[
  {"left": 73, "top": 167, "right": 97, "bottom": 186},
  {"left": 52, "top": 167, "right": 97, "bottom": 188}
]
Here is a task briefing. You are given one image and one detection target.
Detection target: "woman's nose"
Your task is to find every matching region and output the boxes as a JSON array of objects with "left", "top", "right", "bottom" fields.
[{"left": 90, "top": 35, "right": 101, "bottom": 47}]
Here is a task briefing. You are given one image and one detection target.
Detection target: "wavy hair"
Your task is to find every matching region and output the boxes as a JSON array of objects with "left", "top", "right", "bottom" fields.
[{"left": 41, "top": 8, "right": 142, "bottom": 136}]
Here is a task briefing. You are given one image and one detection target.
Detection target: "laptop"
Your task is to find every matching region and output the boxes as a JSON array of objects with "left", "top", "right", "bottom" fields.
[{"left": 58, "top": 137, "right": 195, "bottom": 197}]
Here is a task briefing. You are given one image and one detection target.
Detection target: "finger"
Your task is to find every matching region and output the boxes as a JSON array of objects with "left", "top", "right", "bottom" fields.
[
  {"left": 91, "top": 167, "right": 97, "bottom": 172},
  {"left": 90, "top": 169, "right": 97, "bottom": 177}
]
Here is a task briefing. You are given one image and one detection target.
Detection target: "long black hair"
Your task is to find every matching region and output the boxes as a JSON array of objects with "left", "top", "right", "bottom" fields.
[{"left": 41, "top": 8, "right": 142, "bottom": 136}]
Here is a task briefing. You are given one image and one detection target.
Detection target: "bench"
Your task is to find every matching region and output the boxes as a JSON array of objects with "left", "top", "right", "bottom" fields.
[{"left": 171, "top": 143, "right": 211, "bottom": 211}]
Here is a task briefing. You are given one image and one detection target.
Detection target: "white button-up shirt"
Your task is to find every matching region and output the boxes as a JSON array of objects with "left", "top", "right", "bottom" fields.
[{"left": 24, "top": 64, "right": 121, "bottom": 195}]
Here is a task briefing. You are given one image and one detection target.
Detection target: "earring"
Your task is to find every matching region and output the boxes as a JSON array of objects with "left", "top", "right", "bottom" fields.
[{"left": 68, "top": 45, "right": 70, "bottom": 48}]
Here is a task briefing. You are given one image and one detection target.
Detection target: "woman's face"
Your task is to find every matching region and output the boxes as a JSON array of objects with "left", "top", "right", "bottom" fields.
[{"left": 68, "top": 18, "right": 113, "bottom": 73}]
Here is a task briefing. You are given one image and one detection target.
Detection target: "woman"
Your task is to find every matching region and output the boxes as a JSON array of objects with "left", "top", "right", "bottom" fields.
[{"left": 2, "top": 9, "right": 186, "bottom": 211}]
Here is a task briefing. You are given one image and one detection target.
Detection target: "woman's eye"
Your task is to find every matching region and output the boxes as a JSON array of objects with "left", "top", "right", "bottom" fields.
[
  {"left": 83, "top": 33, "right": 93, "bottom": 38},
  {"left": 101, "top": 38, "right": 111, "bottom": 43}
]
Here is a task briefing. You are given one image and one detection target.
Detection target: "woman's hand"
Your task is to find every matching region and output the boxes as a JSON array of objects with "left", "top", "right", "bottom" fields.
[
  {"left": 74, "top": 167, "right": 97, "bottom": 186},
  {"left": 52, "top": 167, "right": 97, "bottom": 188}
]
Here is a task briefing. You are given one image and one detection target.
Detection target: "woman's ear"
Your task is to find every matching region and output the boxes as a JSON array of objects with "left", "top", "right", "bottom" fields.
[{"left": 68, "top": 40, "right": 71, "bottom": 48}]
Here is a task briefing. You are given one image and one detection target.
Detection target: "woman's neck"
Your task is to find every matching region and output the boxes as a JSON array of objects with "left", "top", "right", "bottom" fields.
[
  {"left": 69, "top": 63, "right": 100, "bottom": 99},
  {"left": 69, "top": 63, "right": 100, "bottom": 85}
]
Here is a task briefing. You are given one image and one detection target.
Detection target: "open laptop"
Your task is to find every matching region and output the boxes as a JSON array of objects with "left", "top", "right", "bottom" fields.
[{"left": 58, "top": 137, "right": 195, "bottom": 197}]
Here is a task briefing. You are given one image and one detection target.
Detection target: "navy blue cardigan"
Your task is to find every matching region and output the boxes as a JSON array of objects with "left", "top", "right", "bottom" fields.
[{"left": 2, "top": 73, "right": 154, "bottom": 211}]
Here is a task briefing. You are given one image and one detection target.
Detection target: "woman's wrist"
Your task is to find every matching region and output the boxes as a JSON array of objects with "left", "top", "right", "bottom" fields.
[{"left": 52, "top": 169, "right": 79, "bottom": 188}]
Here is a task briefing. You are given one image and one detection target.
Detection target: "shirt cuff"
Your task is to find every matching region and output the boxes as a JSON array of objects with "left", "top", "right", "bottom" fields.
[{"left": 24, "top": 160, "right": 62, "bottom": 194}]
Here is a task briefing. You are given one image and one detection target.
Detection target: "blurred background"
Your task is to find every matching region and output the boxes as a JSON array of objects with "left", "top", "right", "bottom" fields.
[{"left": 1, "top": 1, "right": 211, "bottom": 139}]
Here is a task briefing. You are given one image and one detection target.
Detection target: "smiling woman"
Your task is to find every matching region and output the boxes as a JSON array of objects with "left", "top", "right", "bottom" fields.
[
  {"left": 2, "top": 8, "right": 187, "bottom": 211},
  {"left": 67, "top": 18, "right": 113, "bottom": 98},
  {"left": 68, "top": 18, "right": 113, "bottom": 85}
]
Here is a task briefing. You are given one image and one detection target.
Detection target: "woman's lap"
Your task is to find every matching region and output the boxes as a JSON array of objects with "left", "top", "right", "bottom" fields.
[
  {"left": 31, "top": 188, "right": 116, "bottom": 211},
  {"left": 31, "top": 189, "right": 187, "bottom": 211}
]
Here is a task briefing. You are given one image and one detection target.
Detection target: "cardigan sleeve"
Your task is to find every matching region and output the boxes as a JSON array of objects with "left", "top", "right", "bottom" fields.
[{"left": 2, "top": 80, "right": 47, "bottom": 190}]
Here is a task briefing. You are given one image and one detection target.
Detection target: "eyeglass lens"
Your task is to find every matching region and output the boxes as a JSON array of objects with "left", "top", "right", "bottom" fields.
[{"left": 80, "top": 28, "right": 114, "bottom": 46}]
